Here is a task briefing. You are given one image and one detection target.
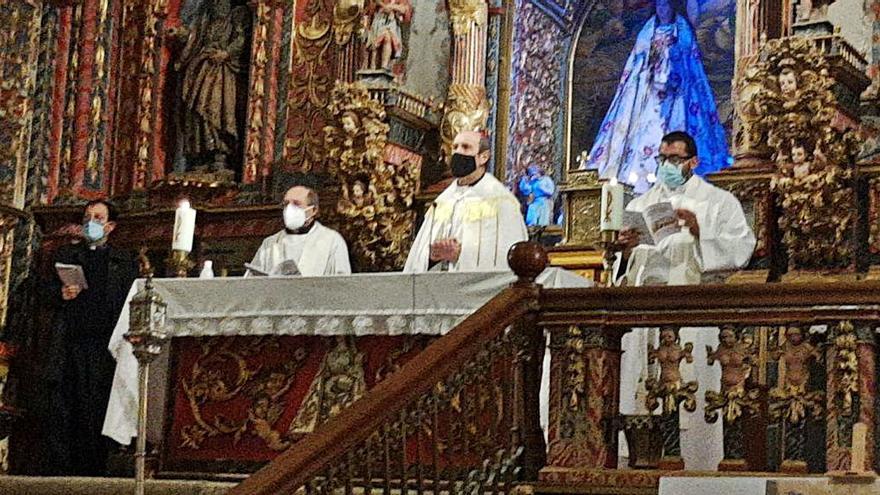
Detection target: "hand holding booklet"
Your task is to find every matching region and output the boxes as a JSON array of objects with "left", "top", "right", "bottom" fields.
[
  {"left": 244, "top": 260, "right": 300, "bottom": 277},
  {"left": 642, "top": 202, "right": 680, "bottom": 245},
  {"left": 55, "top": 263, "right": 88, "bottom": 290}
]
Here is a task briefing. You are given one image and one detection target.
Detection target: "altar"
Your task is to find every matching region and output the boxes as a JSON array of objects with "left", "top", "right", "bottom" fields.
[{"left": 102, "top": 269, "right": 589, "bottom": 474}]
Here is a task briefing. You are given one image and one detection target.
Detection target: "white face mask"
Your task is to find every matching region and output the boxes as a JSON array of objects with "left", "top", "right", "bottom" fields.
[{"left": 283, "top": 204, "right": 314, "bottom": 231}]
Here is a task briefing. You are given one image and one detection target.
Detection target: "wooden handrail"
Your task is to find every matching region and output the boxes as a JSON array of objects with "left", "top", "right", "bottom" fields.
[
  {"left": 539, "top": 281, "right": 880, "bottom": 327},
  {"left": 228, "top": 284, "right": 539, "bottom": 495}
]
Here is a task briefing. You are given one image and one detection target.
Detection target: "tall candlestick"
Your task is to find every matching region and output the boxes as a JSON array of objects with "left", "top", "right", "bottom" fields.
[
  {"left": 172, "top": 200, "right": 196, "bottom": 253},
  {"left": 600, "top": 178, "right": 624, "bottom": 231}
]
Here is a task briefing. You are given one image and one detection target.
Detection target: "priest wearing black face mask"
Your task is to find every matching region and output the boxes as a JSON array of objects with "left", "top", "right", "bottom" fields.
[{"left": 404, "top": 130, "right": 528, "bottom": 272}]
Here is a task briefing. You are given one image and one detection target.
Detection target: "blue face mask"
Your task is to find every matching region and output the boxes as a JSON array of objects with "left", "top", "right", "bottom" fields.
[
  {"left": 657, "top": 161, "right": 686, "bottom": 189},
  {"left": 83, "top": 220, "right": 106, "bottom": 242}
]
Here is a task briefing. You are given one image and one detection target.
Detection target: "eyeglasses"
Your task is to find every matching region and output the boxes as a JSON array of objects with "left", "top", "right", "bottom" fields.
[{"left": 654, "top": 154, "right": 693, "bottom": 166}]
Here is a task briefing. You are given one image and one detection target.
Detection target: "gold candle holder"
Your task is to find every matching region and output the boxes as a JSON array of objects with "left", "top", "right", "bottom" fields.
[
  {"left": 601, "top": 229, "right": 619, "bottom": 287},
  {"left": 168, "top": 249, "right": 194, "bottom": 278}
]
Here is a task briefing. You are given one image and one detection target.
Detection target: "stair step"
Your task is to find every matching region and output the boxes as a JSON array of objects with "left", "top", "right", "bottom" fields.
[{"left": 0, "top": 475, "right": 236, "bottom": 495}]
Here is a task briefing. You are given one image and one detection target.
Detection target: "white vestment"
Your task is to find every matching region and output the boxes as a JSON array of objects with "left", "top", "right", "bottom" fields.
[
  {"left": 403, "top": 174, "right": 528, "bottom": 273},
  {"left": 249, "top": 221, "right": 351, "bottom": 276},
  {"left": 618, "top": 175, "right": 756, "bottom": 470}
]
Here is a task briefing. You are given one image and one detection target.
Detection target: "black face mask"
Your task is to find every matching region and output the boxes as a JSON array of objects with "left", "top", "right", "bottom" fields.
[{"left": 450, "top": 153, "right": 477, "bottom": 178}]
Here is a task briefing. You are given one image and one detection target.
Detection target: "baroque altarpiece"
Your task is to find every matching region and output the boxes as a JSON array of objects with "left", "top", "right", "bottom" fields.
[{"left": 2, "top": 0, "right": 880, "bottom": 483}]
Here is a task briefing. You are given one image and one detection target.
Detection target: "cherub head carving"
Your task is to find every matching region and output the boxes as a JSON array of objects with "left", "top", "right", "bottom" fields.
[{"left": 778, "top": 67, "right": 798, "bottom": 97}]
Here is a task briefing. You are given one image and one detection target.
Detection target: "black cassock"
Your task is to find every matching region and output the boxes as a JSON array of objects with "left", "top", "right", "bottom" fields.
[{"left": 45, "top": 242, "right": 137, "bottom": 476}]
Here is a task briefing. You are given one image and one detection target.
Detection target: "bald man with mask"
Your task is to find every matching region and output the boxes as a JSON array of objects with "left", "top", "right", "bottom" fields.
[
  {"left": 404, "top": 130, "right": 527, "bottom": 272},
  {"left": 249, "top": 185, "right": 351, "bottom": 276}
]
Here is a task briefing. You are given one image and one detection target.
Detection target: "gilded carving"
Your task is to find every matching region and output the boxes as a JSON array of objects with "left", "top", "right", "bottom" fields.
[
  {"left": 179, "top": 338, "right": 308, "bottom": 451},
  {"left": 133, "top": 0, "right": 170, "bottom": 189},
  {"left": 289, "top": 336, "right": 366, "bottom": 437},
  {"left": 242, "top": 0, "right": 272, "bottom": 183},
  {"left": 705, "top": 327, "right": 759, "bottom": 424},
  {"left": 281, "top": 2, "right": 334, "bottom": 173},
  {"left": 0, "top": 1, "right": 42, "bottom": 208},
  {"left": 832, "top": 320, "right": 858, "bottom": 418},
  {"left": 769, "top": 327, "right": 823, "bottom": 424},
  {"left": 645, "top": 328, "right": 698, "bottom": 417},
  {"left": 439, "top": 83, "right": 489, "bottom": 158},
  {"left": 448, "top": 0, "right": 487, "bottom": 35},
  {"left": 332, "top": 0, "right": 364, "bottom": 45},
  {"left": 325, "top": 81, "right": 416, "bottom": 270},
  {"left": 741, "top": 37, "right": 859, "bottom": 270}
]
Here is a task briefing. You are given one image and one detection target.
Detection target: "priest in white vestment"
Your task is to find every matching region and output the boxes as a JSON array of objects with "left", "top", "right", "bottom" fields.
[
  {"left": 404, "top": 130, "right": 527, "bottom": 273},
  {"left": 615, "top": 131, "right": 755, "bottom": 470},
  {"left": 249, "top": 185, "right": 351, "bottom": 276}
]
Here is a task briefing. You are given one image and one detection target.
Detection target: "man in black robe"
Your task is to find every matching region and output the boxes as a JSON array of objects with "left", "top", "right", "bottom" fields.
[{"left": 47, "top": 200, "right": 137, "bottom": 476}]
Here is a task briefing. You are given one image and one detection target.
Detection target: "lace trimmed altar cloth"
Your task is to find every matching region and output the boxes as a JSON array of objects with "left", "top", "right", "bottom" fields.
[{"left": 102, "top": 269, "right": 590, "bottom": 445}]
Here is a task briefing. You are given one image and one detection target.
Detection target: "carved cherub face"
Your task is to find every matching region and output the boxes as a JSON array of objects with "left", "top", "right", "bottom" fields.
[
  {"left": 352, "top": 181, "right": 365, "bottom": 198},
  {"left": 720, "top": 328, "right": 736, "bottom": 346},
  {"left": 341, "top": 112, "right": 359, "bottom": 134},
  {"left": 791, "top": 145, "right": 807, "bottom": 164},
  {"left": 786, "top": 327, "right": 804, "bottom": 345},
  {"left": 660, "top": 329, "right": 676, "bottom": 345},
  {"left": 779, "top": 70, "right": 798, "bottom": 96}
]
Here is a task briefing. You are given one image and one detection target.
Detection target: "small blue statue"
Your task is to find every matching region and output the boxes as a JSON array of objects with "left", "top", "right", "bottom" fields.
[{"left": 518, "top": 165, "right": 555, "bottom": 226}]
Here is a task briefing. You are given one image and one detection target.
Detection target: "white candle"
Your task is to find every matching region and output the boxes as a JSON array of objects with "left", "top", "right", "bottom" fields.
[
  {"left": 172, "top": 200, "right": 197, "bottom": 252},
  {"left": 600, "top": 178, "right": 624, "bottom": 231}
]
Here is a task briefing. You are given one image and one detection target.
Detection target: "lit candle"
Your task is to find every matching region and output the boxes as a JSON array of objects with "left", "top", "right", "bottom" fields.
[
  {"left": 172, "top": 200, "right": 197, "bottom": 253},
  {"left": 600, "top": 178, "right": 624, "bottom": 231}
]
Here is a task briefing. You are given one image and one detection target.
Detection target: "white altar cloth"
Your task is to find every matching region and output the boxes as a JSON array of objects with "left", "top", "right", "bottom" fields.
[{"left": 103, "top": 268, "right": 590, "bottom": 445}]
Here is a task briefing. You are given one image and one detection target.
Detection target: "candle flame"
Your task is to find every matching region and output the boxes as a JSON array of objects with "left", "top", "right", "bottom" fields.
[
  {"left": 179, "top": 199, "right": 191, "bottom": 210},
  {"left": 609, "top": 177, "right": 619, "bottom": 186},
  {"left": 647, "top": 173, "right": 657, "bottom": 183},
  {"left": 627, "top": 172, "right": 639, "bottom": 183}
]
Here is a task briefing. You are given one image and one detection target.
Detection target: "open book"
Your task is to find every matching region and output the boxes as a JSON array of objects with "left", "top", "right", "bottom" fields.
[
  {"left": 244, "top": 260, "right": 300, "bottom": 277},
  {"left": 55, "top": 263, "right": 89, "bottom": 289},
  {"left": 642, "top": 202, "right": 679, "bottom": 245}
]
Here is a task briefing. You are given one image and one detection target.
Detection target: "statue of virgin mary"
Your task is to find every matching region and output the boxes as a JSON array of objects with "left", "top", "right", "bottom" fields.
[{"left": 583, "top": 0, "right": 729, "bottom": 193}]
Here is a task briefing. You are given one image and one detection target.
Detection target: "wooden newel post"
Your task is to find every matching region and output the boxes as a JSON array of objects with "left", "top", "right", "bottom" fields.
[{"left": 508, "top": 241, "right": 548, "bottom": 480}]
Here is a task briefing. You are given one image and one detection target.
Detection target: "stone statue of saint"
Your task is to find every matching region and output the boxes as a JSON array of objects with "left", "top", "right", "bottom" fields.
[{"left": 171, "top": 0, "right": 251, "bottom": 173}]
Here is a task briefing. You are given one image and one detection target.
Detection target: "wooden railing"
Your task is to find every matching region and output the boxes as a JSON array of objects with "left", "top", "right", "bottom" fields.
[
  {"left": 229, "top": 244, "right": 550, "bottom": 494},
  {"left": 230, "top": 242, "right": 880, "bottom": 493}
]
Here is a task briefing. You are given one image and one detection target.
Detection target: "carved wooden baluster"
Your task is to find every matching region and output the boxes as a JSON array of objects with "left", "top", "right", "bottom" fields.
[
  {"left": 399, "top": 407, "right": 408, "bottom": 493},
  {"left": 365, "top": 435, "right": 374, "bottom": 495},
  {"left": 432, "top": 392, "right": 441, "bottom": 495},
  {"left": 383, "top": 422, "right": 392, "bottom": 494},
  {"left": 415, "top": 407, "right": 424, "bottom": 495},
  {"left": 344, "top": 450, "right": 354, "bottom": 495}
]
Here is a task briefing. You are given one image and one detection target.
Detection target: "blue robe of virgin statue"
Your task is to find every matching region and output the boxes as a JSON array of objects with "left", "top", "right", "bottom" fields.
[{"left": 584, "top": 14, "right": 729, "bottom": 193}]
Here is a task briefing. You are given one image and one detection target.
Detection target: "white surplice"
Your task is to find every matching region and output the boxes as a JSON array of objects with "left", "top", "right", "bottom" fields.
[
  {"left": 249, "top": 221, "right": 351, "bottom": 276},
  {"left": 617, "top": 174, "right": 756, "bottom": 470},
  {"left": 404, "top": 174, "right": 528, "bottom": 273}
]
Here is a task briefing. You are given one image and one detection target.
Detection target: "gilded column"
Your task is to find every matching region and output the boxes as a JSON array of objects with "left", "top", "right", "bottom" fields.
[
  {"left": 243, "top": 0, "right": 276, "bottom": 186},
  {"left": 131, "top": 0, "right": 169, "bottom": 191},
  {"left": 825, "top": 321, "right": 876, "bottom": 472},
  {"left": 439, "top": 0, "right": 490, "bottom": 156},
  {"left": 546, "top": 326, "right": 625, "bottom": 470}
]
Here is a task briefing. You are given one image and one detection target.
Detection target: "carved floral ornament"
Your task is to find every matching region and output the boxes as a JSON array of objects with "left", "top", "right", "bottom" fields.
[
  {"left": 448, "top": 0, "right": 488, "bottom": 35},
  {"left": 324, "top": 82, "right": 417, "bottom": 271},
  {"left": 439, "top": 84, "right": 489, "bottom": 157},
  {"left": 740, "top": 37, "right": 859, "bottom": 271}
]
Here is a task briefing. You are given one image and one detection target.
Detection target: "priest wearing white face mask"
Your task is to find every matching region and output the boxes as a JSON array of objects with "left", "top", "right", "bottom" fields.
[
  {"left": 248, "top": 185, "right": 351, "bottom": 276},
  {"left": 614, "top": 131, "right": 755, "bottom": 471},
  {"left": 404, "top": 130, "right": 527, "bottom": 273}
]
